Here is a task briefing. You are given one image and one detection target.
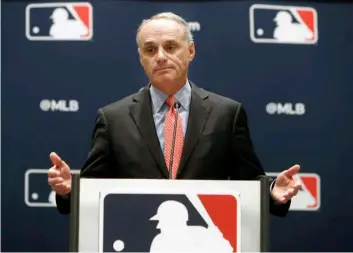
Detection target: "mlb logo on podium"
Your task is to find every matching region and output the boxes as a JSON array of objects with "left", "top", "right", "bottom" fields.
[
  {"left": 249, "top": 4, "right": 318, "bottom": 44},
  {"left": 267, "top": 172, "right": 321, "bottom": 211},
  {"left": 98, "top": 192, "right": 240, "bottom": 252},
  {"left": 25, "top": 2, "right": 93, "bottom": 41}
]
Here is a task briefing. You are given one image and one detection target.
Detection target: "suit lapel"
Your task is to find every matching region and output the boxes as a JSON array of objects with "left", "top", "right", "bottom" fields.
[
  {"left": 176, "top": 84, "right": 212, "bottom": 177},
  {"left": 128, "top": 87, "right": 170, "bottom": 178}
]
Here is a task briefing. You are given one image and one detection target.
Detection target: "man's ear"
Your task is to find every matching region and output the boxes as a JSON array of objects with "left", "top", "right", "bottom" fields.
[
  {"left": 138, "top": 48, "right": 143, "bottom": 65},
  {"left": 188, "top": 41, "right": 195, "bottom": 62}
]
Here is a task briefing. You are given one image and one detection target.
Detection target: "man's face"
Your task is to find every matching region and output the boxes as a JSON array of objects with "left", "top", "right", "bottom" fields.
[{"left": 137, "top": 19, "right": 195, "bottom": 91}]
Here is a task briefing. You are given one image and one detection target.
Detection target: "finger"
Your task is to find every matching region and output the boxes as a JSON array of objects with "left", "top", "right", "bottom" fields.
[
  {"left": 294, "top": 182, "right": 302, "bottom": 191},
  {"left": 52, "top": 183, "right": 71, "bottom": 193},
  {"left": 49, "top": 152, "right": 63, "bottom": 168},
  {"left": 48, "top": 167, "right": 60, "bottom": 177},
  {"left": 276, "top": 196, "right": 288, "bottom": 203},
  {"left": 283, "top": 188, "right": 299, "bottom": 199},
  {"left": 282, "top": 191, "right": 291, "bottom": 199},
  {"left": 290, "top": 188, "right": 299, "bottom": 197},
  {"left": 281, "top": 189, "right": 293, "bottom": 199},
  {"left": 279, "top": 192, "right": 294, "bottom": 203},
  {"left": 284, "top": 164, "right": 300, "bottom": 177},
  {"left": 48, "top": 177, "right": 64, "bottom": 185}
]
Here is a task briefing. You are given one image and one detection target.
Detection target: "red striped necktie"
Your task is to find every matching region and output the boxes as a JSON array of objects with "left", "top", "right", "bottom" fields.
[{"left": 164, "top": 96, "right": 184, "bottom": 179}]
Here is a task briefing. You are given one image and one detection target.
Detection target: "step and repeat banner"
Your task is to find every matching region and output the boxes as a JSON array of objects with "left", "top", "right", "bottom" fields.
[{"left": 2, "top": 0, "right": 353, "bottom": 252}]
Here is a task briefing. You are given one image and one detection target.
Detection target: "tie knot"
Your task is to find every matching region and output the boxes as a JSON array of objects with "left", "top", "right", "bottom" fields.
[{"left": 165, "top": 96, "right": 175, "bottom": 108}]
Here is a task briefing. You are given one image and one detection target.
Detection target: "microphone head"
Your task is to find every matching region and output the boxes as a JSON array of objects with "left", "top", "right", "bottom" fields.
[{"left": 173, "top": 101, "right": 181, "bottom": 109}]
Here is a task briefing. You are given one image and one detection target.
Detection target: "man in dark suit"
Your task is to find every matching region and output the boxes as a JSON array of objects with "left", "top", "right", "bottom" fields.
[{"left": 48, "top": 12, "right": 301, "bottom": 216}]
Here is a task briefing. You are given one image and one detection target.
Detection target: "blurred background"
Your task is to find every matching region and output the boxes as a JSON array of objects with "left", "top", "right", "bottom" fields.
[{"left": 2, "top": 0, "right": 353, "bottom": 251}]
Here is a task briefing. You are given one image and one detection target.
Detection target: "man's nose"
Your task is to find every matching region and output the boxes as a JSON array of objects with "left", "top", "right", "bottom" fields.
[{"left": 156, "top": 48, "right": 167, "bottom": 62}]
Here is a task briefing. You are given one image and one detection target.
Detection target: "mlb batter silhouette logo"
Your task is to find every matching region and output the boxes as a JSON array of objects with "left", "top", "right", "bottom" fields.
[
  {"left": 24, "top": 169, "right": 80, "bottom": 207},
  {"left": 99, "top": 193, "right": 240, "bottom": 252},
  {"left": 249, "top": 4, "right": 318, "bottom": 44},
  {"left": 267, "top": 172, "right": 321, "bottom": 211},
  {"left": 25, "top": 2, "right": 93, "bottom": 41}
]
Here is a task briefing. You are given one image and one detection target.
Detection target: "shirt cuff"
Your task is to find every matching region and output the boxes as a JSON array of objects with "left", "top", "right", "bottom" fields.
[
  {"left": 269, "top": 179, "right": 281, "bottom": 204},
  {"left": 270, "top": 179, "right": 275, "bottom": 193}
]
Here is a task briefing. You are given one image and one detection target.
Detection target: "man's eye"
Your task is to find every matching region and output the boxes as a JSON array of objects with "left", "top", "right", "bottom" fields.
[{"left": 166, "top": 45, "right": 176, "bottom": 51}]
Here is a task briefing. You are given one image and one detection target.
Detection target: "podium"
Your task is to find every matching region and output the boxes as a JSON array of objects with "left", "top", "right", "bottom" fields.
[{"left": 69, "top": 174, "right": 269, "bottom": 252}]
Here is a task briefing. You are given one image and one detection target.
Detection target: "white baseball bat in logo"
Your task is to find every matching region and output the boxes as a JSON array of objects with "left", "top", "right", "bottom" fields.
[
  {"left": 186, "top": 194, "right": 216, "bottom": 227},
  {"left": 290, "top": 174, "right": 316, "bottom": 209},
  {"left": 186, "top": 194, "right": 235, "bottom": 252}
]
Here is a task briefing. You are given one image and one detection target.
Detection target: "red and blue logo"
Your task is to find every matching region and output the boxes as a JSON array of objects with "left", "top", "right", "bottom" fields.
[
  {"left": 267, "top": 172, "right": 321, "bottom": 211},
  {"left": 250, "top": 4, "right": 318, "bottom": 44},
  {"left": 25, "top": 2, "right": 93, "bottom": 41},
  {"left": 99, "top": 193, "right": 240, "bottom": 252}
]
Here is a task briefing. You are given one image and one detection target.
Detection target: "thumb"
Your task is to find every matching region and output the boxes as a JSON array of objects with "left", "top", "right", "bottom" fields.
[
  {"left": 284, "top": 164, "right": 300, "bottom": 177},
  {"left": 49, "top": 152, "right": 63, "bottom": 168}
]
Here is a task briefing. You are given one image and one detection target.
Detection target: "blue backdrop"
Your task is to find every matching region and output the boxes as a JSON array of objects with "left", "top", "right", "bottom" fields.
[{"left": 2, "top": 0, "right": 353, "bottom": 251}]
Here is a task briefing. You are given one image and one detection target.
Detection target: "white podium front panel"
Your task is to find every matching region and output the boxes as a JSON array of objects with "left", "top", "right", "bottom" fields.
[{"left": 78, "top": 179, "right": 261, "bottom": 252}]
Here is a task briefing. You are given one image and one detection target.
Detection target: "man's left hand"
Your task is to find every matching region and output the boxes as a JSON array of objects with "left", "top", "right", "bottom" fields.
[{"left": 271, "top": 164, "right": 302, "bottom": 204}]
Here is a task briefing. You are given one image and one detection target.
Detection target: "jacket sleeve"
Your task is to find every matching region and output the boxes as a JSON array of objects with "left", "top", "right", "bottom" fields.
[
  {"left": 56, "top": 108, "right": 116, "bottom": 214},
  {"left": 229, "top": 104, "right": 290, "bottom": 217}
]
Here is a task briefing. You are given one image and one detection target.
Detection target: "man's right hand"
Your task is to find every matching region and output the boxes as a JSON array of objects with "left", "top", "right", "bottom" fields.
[{"left": 48, "top": 152, "right": 72, "bottom": 195}]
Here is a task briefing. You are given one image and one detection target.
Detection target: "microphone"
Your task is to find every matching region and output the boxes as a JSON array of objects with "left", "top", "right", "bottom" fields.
[{"left": 169, "top": 101, "right": 181, "bottom": 179}]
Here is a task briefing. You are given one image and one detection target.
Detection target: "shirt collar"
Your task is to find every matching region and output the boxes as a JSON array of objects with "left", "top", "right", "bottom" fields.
[{"left": 150, "top": 80, "right": 191, "bottom": 114}]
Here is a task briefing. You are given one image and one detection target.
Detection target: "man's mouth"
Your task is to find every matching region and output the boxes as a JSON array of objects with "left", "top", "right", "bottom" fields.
[{"left": 155, "top": 67, "right": 172, "bottom": 71}]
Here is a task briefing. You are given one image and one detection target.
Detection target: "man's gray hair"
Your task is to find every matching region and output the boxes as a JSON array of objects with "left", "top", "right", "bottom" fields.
[{"left": 136, "top": 12, "right": 193, "bottom": 46}]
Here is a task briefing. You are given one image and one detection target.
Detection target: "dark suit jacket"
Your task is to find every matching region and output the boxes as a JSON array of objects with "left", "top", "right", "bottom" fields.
[{"left": 56, "top": 82, "right": 290, "bottom": 216}]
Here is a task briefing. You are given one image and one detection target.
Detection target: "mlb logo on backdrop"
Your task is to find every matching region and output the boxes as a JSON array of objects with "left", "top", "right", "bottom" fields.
[
  {"left": 98, "top": 193, "right": 240, "bottom": 252},
  {"left": 267, "top": 172, "right": 321, "bottom": 211},
  {"left": 249, "top": 4, "right": 318, "bottom": 44},
  {"left": 24, "top": 168, "right": 80, "bottom": 207},
  {"left": 25, "top": 2, "right": 93, "bottom": 41},
  {"left": 24, "top": 169, "right": 57, "bottom": 207}
]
